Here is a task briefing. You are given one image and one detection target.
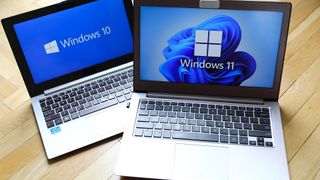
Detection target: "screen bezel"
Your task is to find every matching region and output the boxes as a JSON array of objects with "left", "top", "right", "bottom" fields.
[
  {"left": 134, "top": 0, "right": 291, "bottom": 101},
  {"left": 1, "top": 0, "right": 133, "bottom": 97}
]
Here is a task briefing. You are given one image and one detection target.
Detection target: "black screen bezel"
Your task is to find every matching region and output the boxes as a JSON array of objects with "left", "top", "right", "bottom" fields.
[
  {"left": 1, "top": 0, "right": 133, "bottom": 97},
  {"left": 134, "top": 0, "right": 291, "bottom": 101}
]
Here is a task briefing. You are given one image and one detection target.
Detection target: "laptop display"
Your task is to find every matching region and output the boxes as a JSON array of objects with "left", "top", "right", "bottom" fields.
[
  {"left": 140, "top": 6, "right": 283, "bottom": 88},
  {"left": 14, "top": 0, "right": 133, "bottom": 84}
]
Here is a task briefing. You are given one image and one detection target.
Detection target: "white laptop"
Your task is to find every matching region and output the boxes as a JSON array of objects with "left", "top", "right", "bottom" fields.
[
  {"left": 116, "top": 0, "right": 292, "bottom": 179},
  {"left": 2, "top": 0, "right": 133, "bottom": 159}
]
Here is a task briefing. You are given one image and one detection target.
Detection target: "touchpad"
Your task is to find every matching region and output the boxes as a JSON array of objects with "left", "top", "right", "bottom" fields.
[{"left": 174, "top": 144, "right": 229, "bottom": 180}]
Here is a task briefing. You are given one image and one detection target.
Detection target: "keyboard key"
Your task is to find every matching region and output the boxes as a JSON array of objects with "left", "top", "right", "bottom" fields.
[
  {"left": 266, "top": 142, "right": 273, "bottom": 147},
  {"left": 254, "top": 112, "right": 270, "bottom": 118},
  {"left": 139, "top": 110, "right": 149, "bottom": 116},
  {"left": 260, "top": 118, "right": 270, "bottom": 124},
  {"left": 192, "top": 126, "right": 200, "bottom": 132},
  {"left": 220, "top": 135, "right": 228, "bottom": 143},
  {"left": 163, "top": 130, "right": 171, "bottom": 138},
  {"left": 45, "top": 114, "right": 61, "bottom": 122},
  {"left": 169, "top": 118, "right": 177, "bottom": 124},
  {"left": 71, "top": 113, "right": 79, "bottom": 119},
  {"left": 230, "top": 129, "right": 238, "bottom": 135},
  {"left": 63, "top": 116, "right": 71, "bottom": 122},
  {"left": 154, "top": 123, "right": 163, "bottom": 130},
  {"left": 211, "top": 128, "right": 219, "bottom": 134},
  {"left": 43, "top": 110, "right": 55, "bottom": 117},
  {"left": 206, "top": 120, "right": 214, "bottom": 127},
  {"left": 159, "top": 117, "right": 168, "bottom": 123},
  {"left": 225, "top": 122, "right": 233, "bottom": 128},
  {"left": 209, "top": 108, "right": 217, "bottom": 114},
  {"left": 137, "top": 117, "right": 150, "bottom": 122},
  {"left": 230, "top": 136, "right": 238, "bottom": 144},
  {"left": 249, "top": 141, "right": 257, "bottom": 145},
  {"left": 173, "top": 124, "right": 182, "bottom": 131},
  {"left": 243, "top": 123, "right": 252, "bottom": 130},
  {"left": 183, "top": 125, "right": 191, "bottom": 132},
  {"left": 164, "top": 124, "right": 172, "bottom": 130},
  {"left": 55, "top": 118, "right": 63, "bottom": 125},
  {"left": 239, "top": 130, "right": 248, "bottom": 136},
  {"left": 220, "top": 128, "right": 229, "bottom": 135},
  {"left": 136, "top": 122, "right": 154, "bottom": 129},
  {"left": 253, "top": 124, "right": 271, "bottom": 131},
  {"left": 197, "top": 120, "right": 205, "bottom": 126},
  {"left": 188, "top": 119, "right": 196, "bottom": 125},
  {"left": 234, "top": 123, "right": 242, "bottom": 129},
  {"left": 144, "top": 129, "right": 153, "bottom": 137},
  {"left": 241, "top": 117, "right": 249, "bottom": 123},
  {"left": 222, "top": 116, "right": 230, "bottom": 121},
  {"left": 79, "top": 99, "right": 118, "bottom": 116},
  {"left": 178, "top": 118, "right": 187, "bottom": 125},
  {"left": 153, "top": 130, "right": 162, "bottom": 138},
  {"left": 201, "top": 127, "right": 210, "bottom": 133},
  {"left": 231, "top": 116, "right": 240, "bottom": 122},
  {"left": 172, "top": 132, "right": 219, "bottom": 142},
  {"left": 239, "top": 137, "right": 248, "bottom": 145},
  {"left": 215, "top": 121, "right": 223, "bottom": 127},
  {"left": 46, "top": 121, "right": 55, "bottom": 128},
  {"left": 250, "top": 117, "right": 259, "bottom": 123},
  {"left": 249, "top": 130, "right": 272, "bottom": 138},
  {"left": 204, "top": 114, "right": 212, "bottom": 120},
  {"left": 159, "top": 111, "right": 167, "bottom": 117}
]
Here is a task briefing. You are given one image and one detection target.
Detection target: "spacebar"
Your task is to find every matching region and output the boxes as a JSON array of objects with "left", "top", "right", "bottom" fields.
[
  {"left": 172, "top": 132, "right": 219, "bottom": 142},
  {"left": 79, "top": 99, "right": 118, "bottom": 117}
]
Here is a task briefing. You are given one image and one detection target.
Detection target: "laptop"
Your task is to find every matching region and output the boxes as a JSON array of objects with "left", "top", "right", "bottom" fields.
[
  {"left": 1, "top": 0, "right": 133, "bottom": 159},
  {"left": 116, "top": 0, "right": 291, "bottom": 179}
]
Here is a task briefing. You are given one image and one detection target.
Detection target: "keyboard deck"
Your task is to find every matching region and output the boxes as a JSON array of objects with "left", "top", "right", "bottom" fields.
[
  {"left": 40, "top": 67, "right": 133, "bottom": 129},
  {"left": 134, "top": 99, "right": 274, "bottom": 147}
]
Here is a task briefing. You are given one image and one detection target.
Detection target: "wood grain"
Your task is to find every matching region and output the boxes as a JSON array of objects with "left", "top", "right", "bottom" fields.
[{"left": 0, "top": 0, "right": 319, "bottom": 179}]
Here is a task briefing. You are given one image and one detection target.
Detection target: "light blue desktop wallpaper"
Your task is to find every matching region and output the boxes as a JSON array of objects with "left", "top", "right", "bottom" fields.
[
  {"left": 14, "top": 0, "right": 133, "bottom": 84},
  {"left": 140, "top": 6, "right": 283, "bottom": 88}
]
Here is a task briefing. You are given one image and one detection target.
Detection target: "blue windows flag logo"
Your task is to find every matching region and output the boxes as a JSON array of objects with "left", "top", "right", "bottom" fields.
[
  {"left": 159, "top": 15, "right": 256, "bottom": 86},
  {"left": 194, "top": 30, "right": 222, "bottom": 57},
  {"left": 44, "top": 40, "right": 60, "bottom": 54}
]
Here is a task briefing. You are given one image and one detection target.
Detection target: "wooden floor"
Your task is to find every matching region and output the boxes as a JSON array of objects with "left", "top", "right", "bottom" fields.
[{"left": 0, "top": 0, "right": 319, "bottom": 179}]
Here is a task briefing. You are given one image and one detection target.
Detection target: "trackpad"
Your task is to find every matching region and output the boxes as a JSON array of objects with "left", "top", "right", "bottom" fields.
[{"left": 174, "top": 144, "right": 229, "bottom": 180}]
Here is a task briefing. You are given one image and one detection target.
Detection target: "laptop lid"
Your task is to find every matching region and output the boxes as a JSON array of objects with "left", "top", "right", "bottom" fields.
[
  {"left": 134, "top": 0, "right": 291, "bottom": 100},
  {"left": 2, "top": 0, "right": 133, "bottom": 97}
]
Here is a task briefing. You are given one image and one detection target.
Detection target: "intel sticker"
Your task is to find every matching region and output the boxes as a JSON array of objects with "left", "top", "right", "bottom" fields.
[{"left": 50, "top": 126, "right": 61, "bottom": 134}]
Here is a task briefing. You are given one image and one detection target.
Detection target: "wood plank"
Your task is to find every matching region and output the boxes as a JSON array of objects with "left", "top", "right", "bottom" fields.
[
  {"left": 2, "top": 88, "right": 30, "bottom": 110},
  {"left": 75, "top": 142, "right": 121, "bottom": 180},
  {"left": 0, "top": 75, "right": 17, "bottom": 101},
  {"left": 288, "top": 0, "right": 320, "bottom": 33},
  {"left": 0, "top": 102, "right": 10, "bottom": 120},
  {"left": 279, "top": 55, "right": 320, "bottom": 126},
  {"left": 284, "top": 89, "right": 320, "bottom": 161},
  {"left": 0, "top": 102, "right": 34, "bottom": 135},
  {"left": 0, "top": 134, "right": 43, "bottom": 180},
  {"left": 285, "top": 6, "right": 320, "bottom": 62},
  {"left": 0, "top": 119, "right": 38, "bottom": 160},
  {"left": 288, "top": 122, "right": 320, "bottom": 180},
  {"left": 38, "top": 137, "right": 120, "bottom": 179},
  {"left": 280, "top": 29, "right": 320, "bottom": 96}
]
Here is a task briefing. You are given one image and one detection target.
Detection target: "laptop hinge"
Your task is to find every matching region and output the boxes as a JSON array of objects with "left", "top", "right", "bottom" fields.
[
  {"left": 147, "top": 92, "right": 264, "bottom": 105},
  {"left": 199, "top": 0, "right": 220, "bottom": 8}
]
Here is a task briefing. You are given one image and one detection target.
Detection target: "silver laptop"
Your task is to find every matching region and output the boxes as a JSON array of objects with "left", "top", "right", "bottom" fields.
[
  {"left": 1, "top": 0, "right": 133, "bottom": 159},
  {"left": 116, "top": 0, "right": 291, "bottom": 179}
]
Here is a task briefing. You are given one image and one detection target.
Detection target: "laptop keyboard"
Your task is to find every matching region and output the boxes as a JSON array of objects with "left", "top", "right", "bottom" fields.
[
  {"left": 40, "top": 67, "right": 133, "bottom": 129},
  {"left": 133, "top": 99, "right": 274, "bottom": 147}
]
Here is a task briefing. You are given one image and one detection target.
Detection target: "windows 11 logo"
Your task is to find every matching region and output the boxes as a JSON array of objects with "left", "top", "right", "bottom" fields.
[
  {"left": 44, "top": 40, "right": 60, "bottom": 54},
  {"left": 194, "top": 30, "right": 223, "bottom": 57}
]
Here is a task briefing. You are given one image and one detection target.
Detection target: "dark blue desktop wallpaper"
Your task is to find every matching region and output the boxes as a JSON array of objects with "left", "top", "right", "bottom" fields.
[
  {"left": 14, "top": 0, "right": 133, "bottom": 84},
  {"left": 140, "top": 7, "right": 283, "bottom": 88}
]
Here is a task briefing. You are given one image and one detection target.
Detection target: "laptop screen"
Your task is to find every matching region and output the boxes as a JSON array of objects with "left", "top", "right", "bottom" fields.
[
  {"left": 140, "top": 6, "right": 283, "bottom": 88},
  {"left": 13, "top": 0, "right": 133, "bottom": 84}
]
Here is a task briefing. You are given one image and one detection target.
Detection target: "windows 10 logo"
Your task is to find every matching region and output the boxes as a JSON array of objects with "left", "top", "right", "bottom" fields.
[
  {"left": 194, "top": 30, "right": 223, "bottom": 57},
  {"left": 44, "top": 40, "right": 60, "bottom": 54}
]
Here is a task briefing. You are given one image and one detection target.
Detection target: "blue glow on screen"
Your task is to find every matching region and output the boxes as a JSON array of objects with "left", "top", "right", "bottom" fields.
[
  {"left": 140, "top": 6, "right": 283, "bottom": 88},
  {"left": 14, "top": 0, "right": 133, "bottom": 84}
]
